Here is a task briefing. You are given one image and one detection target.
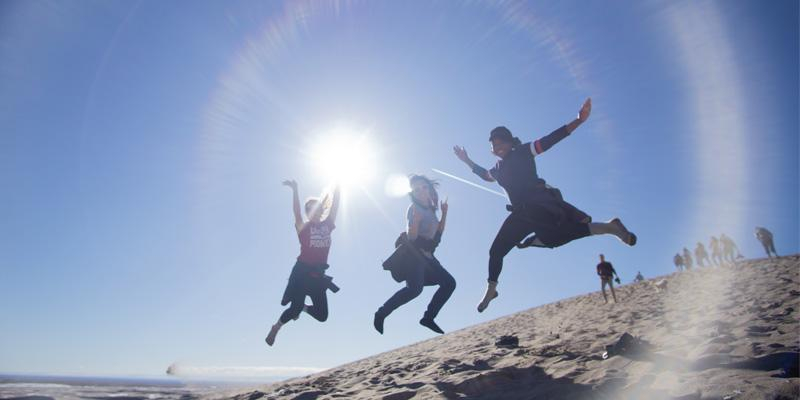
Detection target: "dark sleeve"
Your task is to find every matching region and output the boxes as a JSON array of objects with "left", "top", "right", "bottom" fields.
[
  {"left": 488, "top": 165, "right": 498, "bottom": 180},
  {"left": 532, "top": 125, "right": 570, "bottom": 155}
]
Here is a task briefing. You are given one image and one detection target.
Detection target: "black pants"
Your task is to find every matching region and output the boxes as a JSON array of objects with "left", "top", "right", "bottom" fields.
[
  {"left": 761, "top": 240, "right": 777, "bottom": 257},
  {"left": 488, "top": 211, "right": 590, "bottom": 282},
  {"left": 280, "top": 287, "right": 328, "bottom": 323},
  {"left": 380, "top": 257, "right": 456, "bottom": 320}
]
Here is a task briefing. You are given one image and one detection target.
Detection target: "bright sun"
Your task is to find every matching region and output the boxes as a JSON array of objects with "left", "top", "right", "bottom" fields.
[{"left": 310, "top": 129, "right": 377, "bottom": 186}]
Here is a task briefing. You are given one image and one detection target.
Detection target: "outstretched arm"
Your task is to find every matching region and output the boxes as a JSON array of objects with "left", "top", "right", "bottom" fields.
[
  {"left": 531, "top": 98, "right": 591, "bottom": 156},
  {"left": 453, "top": 146, "right": 495, "bottom": 182},
  {"left": 407, "top": 205, "right": 423, "bottom": 241},
  {"left": 437, "top": 199, "right": 448, "bottom": 234},
  {"left": 325, "top": 185, "right": 341, "bottom": 224},
  {"left": 282, "top": 180, "right": 304, "bottom": 232}
]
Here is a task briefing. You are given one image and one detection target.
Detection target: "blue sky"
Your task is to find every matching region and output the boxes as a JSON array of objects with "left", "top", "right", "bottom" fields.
[{"left": 1, "top": 0, "right": 797, "bottom": 378}]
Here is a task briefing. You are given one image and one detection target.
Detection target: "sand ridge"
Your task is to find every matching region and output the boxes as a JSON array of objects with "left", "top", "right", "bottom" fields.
[{"left": 217, "top": 255, "right": 800, "bottom": 400}]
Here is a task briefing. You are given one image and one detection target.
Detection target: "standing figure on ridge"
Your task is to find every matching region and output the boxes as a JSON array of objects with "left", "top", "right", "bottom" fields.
[
  {"left": 755, "top": 227, "right": 778, "bottom": 258},
  {"left": 710, "top": 236, "right": 723, "bottom": 266},
  {"left": 720, "top": 233, "right": 741, "bottom": 264},
  {"left": 673, "top": 253, "right": 684, "bottom": 272},
  {"left": 694, "top": 242, "right": 710, "bottom": 267},
  {"left": 682, "top": 247, "right": 694, "bottom": 270}
]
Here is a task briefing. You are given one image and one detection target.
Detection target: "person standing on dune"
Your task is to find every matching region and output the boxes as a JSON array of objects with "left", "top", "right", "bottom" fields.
[
  {"left": 453, "top": 98, "right": 636, "bottom": 312},
  {"left": 695, "top": 242, "right": 710, "bottom": 267},
  {"left": 755, "top": 227, "right": 778, "bottom": 258},
  {"left": 720, "top": 233, "right": 741, "bottom": 263},
  {"left": 673, "top": 253, "right": 684, "bottom": 272},
  {"left": 596, "top": 254, "right": 620, "bottom": 303},
  {"left": 710, "top": 236, "right": 723, "bottom": 266},
  {"left": 682, "top": 247, "right": 694, "bottom": 270}
]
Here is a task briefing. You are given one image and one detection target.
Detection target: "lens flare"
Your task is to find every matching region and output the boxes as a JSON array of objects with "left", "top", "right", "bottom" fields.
[
  {"left": 384, "top": 173, "right": 411, "bottom": 197},
  {"left": 310, "top": 129, "right": 376, "bottom": 186}
]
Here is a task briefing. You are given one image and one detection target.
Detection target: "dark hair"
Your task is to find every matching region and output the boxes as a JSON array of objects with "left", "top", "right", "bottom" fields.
[
  {"left": 408, "top": 174, "right": 439, "bottom": 211},
  {"left": 489, "top": 126, "right": 522, "bottom": 146},
  {"left": 304, "top": 196, "right": 330, "bottom": 217}
]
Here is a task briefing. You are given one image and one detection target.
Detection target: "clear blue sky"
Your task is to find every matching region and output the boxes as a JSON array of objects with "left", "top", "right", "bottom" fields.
[{"left": 1, "top": 0, "right": 797, "bottom": 378}]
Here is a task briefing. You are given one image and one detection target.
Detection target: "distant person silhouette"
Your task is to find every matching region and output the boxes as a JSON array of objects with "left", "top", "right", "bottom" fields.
[
  {"left": 596, "top": 254, "right": 619, "bottom": 303},
  {"left": 266, "top": 181, "right": 340, "bottom": 346},
  {"left": 374, "top": 175, "right": 455, "bottom": 335},
  {"left": 634, "top": 271, "right": 645, "bottom": 283},
  {"left": 694, "top": 242, "right": 710, "bottom": 267},
  {"left": 673, "top": 253, "right": 684, "bottom": 272},
  {"left": 720, "top": 233, "right": 741, "bottom": 263},
  {"left": 682, "top": 247, "right": 694, "bottom": 270},
  {"left": 755, "top": 227, "right": 778, "bottom": 258},
  {"left": 453, "top": 98, "right": 636, "bottom": 312},
  {"left": 710, "top": 236, "right": 723, "bottom": 266}
]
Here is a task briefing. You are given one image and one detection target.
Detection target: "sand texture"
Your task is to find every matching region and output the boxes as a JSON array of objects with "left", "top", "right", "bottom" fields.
[{"left": 218, "top": 255, "right": 800, "bottom": 400}]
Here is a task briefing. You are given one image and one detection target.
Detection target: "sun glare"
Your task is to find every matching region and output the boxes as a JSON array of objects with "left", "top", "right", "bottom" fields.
[
  {"left": 384, "top": 174, "right": 411, "bottom": 197},
  {"left": 310, "top": 129, "right": 376, "bottom": 186}
]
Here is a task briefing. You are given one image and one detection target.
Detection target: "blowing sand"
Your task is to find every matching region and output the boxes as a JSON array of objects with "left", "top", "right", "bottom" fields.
[{"left": 216, "top": 255, "right": 800, "bottom": 400}]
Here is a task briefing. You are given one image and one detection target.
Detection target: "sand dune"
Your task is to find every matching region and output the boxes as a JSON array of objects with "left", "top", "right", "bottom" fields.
[{"left": 215, "top": 255, "right": 800, "bottom": 400}]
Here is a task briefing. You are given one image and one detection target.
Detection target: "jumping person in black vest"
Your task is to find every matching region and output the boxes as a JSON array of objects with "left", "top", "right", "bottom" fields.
[{"left": 453, "top": 98, "right": 636, "bottom": 312}]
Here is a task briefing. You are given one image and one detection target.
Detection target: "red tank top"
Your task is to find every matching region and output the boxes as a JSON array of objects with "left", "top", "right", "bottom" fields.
[{"left": 297, "top": 219, "right": 335, "bottom": 265}]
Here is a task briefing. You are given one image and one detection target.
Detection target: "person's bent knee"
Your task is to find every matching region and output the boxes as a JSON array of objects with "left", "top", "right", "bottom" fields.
[
  {"left": 287, "top": 302, "right": 304, "bottom": 315},
  {"left": 442, "top": 274, "right": 456, "bottom": 292}
]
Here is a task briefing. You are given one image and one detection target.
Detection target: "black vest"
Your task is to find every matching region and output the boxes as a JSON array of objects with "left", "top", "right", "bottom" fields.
[{"left": 491, "top": 143, "right": 547, "bottom": 207}]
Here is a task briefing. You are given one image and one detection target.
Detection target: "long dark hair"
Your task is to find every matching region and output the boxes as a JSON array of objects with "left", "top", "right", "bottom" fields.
[{"left": 408, "top": 174, "right": 439, "bottom": 211}]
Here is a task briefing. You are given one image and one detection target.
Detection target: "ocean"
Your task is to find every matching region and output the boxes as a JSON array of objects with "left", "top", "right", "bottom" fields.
[{"left": 0, "top": 374, "right": 256, "bottom": 400}]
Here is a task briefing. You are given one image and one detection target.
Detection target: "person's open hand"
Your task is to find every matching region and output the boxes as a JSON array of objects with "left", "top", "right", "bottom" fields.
[
  {"left": 578, "top": 98, "right": 592, "bottom": 123},
  {"left": 453, "top": 146, "right": 470, "bottom": 163},
  {"left": 282, "top": 179, "right": 298, "bottom": 190}
]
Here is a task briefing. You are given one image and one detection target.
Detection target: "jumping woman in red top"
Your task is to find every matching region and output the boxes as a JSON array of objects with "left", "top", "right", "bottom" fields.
[{"left": 266, "top": 180, "right": 340, "bottom": 346}]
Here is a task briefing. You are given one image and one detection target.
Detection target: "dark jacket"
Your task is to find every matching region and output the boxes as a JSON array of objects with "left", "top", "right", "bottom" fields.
[
  {"left": 281, "top": 261, "right": 339, "bottom": 306},
  {"left": 382, "top": 231, "right": 442, "bottom": 283}
]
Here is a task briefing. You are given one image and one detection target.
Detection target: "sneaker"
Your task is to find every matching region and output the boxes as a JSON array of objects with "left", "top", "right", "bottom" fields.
[
  {"left": 611, "top": 218, "right": 637, "bottom": 246},
  {"left": 419, "top": 317, "right": 444, "bottom": 334},
  {"left": 265, "top": 323, "right": 281, "bottom": 346},
  {"left": 373, "top": 311, "right": 386, "bottom": 335},
  {"left": 477, "top": 282, "right": 499, "bottom": 313}
]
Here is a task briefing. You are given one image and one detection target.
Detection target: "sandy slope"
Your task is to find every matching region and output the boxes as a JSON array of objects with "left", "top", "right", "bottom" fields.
[{"left": 216, "top": 255, "right": 800, "bottom": 400}]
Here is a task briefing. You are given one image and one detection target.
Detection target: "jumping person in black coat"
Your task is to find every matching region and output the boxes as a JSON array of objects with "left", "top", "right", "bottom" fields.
[{"left": 453, "top": 98, "right": 636, "bottom": 312}]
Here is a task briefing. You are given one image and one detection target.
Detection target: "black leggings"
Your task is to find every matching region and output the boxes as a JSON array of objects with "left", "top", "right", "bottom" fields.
[
  {"left": 280, "top": 288, "right": 328, "bottom": 323},
  {"left": 489, "top": 212, "right": 590, "bottom": 282},
  {"left": 380, "top": 257, "right": 456, "bottom": 320}
]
